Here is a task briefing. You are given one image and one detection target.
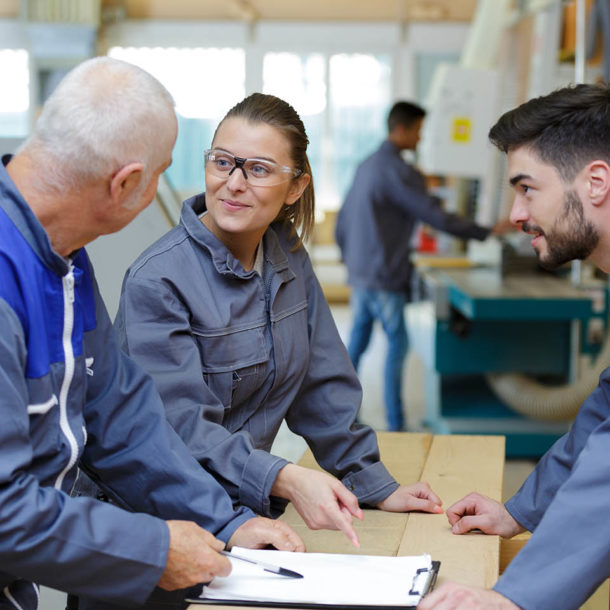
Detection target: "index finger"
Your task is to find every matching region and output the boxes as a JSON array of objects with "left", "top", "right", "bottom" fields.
[
  {"left": 332, "top": 481, "right": 364, "bottom": 520},
  {"left": 328, "top": 502, "right": 360, "bottom": 548},
  {"left": 445, "top": 494, "right": 479, "bottom": 526},
  {"left": 199, "top": 529, "right": 226, "bottom": 552},
  {"left": 271, "top": 521, "right": 307, "bottom": 552},
  {"left": 201, "top": 548, "right": 232, "bottom": 579},
  {"left": 415, "top": 482, "right": 443, "bottom": 507}
]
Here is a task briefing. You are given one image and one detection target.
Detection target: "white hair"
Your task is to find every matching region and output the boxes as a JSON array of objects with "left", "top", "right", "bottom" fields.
[{"left": 20, "top": 56, "right": 176, "bottom": 193}]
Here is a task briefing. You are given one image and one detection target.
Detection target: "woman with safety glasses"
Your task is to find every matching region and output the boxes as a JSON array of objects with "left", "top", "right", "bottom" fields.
[{"left": 114, "top": 93, "right": 443, "bottom": 545}]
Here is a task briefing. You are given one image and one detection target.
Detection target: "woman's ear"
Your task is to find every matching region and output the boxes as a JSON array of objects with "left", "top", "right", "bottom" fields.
[
  {"left": 284, "top": 173, "right": 311, "bottom": 206},
  {"left": 110, "top": 162, "right": 145, "bottom": 206},
  {"left": 587, "top": 160, "right": 610, "bottom": 206}
]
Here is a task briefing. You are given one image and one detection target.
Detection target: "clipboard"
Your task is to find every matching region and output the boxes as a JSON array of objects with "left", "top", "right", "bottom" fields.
[{"left": 186, "top": 553, "right": 440, "bottom": 610}]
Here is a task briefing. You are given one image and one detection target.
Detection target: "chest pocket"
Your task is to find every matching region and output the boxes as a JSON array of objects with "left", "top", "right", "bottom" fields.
[{"left": 193, "top": 322, "right": 270, "bottom": 414}]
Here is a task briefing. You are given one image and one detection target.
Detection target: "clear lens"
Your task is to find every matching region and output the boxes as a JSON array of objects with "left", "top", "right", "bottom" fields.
[{"left": 204, "top": 149, "right": 300, "bottom": 186}]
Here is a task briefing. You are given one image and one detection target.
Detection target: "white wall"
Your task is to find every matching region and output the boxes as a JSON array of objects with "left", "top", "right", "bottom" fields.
[{"left": 99, "top": 18, "right": 471, "bottom": 101}]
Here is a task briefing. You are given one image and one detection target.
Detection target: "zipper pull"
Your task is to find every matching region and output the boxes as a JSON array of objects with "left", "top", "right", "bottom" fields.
[{"left": 64, "top": 268, "right": 75, "bottom": 304}]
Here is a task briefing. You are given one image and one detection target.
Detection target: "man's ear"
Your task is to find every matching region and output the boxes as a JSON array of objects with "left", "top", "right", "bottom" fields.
[
  {"left": 587, "top": 160, "right": 610, "bottom": 206},
  {"left": 285, "top": 173, "right": 311, "bottom": 206},
  {"left": 110, "top": 162, "right": 145, "bottom": 206}
]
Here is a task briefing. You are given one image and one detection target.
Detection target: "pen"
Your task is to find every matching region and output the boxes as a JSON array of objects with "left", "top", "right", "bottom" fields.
[{"left": 221, "top": 550, "right": 304, "bottom": 579}]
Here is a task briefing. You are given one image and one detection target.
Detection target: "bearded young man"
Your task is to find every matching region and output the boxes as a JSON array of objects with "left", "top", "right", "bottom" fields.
[{"left": 419, "top": 83, "right": 610, "bottom": 610}]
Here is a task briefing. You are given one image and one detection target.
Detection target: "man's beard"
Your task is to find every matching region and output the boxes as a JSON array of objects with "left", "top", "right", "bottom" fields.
[{"left": 523, "top": 189, "right": 599, "bottom": 270}]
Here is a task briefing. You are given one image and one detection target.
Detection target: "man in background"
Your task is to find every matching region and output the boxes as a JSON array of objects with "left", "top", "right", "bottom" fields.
[
  {"left": 0, "top": 56, "right": 302, "bottom": 610},
  {"left": 336, "top": 101, "right": 507, "bottom": 431},
  {"left": 420, "top": 83, "right": 610, "bottom": 609}
]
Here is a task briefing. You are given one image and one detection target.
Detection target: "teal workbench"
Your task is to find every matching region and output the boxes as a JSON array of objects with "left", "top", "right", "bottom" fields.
[{"left": 408, "top": 267, "right": 608, "bottom": 457}]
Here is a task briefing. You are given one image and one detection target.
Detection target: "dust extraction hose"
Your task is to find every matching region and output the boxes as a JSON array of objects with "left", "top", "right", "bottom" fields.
[{"left": 486, "top": 333, "right": 610, "bottom": 422}]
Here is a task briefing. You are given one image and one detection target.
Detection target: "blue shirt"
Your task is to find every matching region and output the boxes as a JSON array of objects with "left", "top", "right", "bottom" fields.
[{"left": 335, "top": 140, "right": 489, "bottom": 294}]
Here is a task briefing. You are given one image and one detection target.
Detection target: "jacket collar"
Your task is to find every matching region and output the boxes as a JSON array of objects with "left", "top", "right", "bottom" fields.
[
  {"left": 0, "top": 155, "right": 70, "bottom": 276},
  {"left": 380, "top": 139, "right": 401, "bottom": 156},
  {"left": 179, "top": 193, "right": 292, "bottom": 279}
]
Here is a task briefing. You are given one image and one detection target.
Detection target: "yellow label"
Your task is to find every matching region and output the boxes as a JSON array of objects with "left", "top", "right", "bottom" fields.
[{"left": 452, "top": 117, "right": 471, "bottom": 143}]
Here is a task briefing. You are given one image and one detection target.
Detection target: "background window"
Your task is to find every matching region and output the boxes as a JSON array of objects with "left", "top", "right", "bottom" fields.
[
  {"left": 263, "top": 52, "right": 326, "bottom": 209},
  {"left": 0, "top": 49, "right": 30, "bottom": 138},
  {"left": 263, "top": 51, "right": 391, "bottom": 212},
  {"left": 329, "top": 53, "right": 391, "bottom": 206},
  {"left": 108, "top": 46, "right": 245, "bottom": 192}
]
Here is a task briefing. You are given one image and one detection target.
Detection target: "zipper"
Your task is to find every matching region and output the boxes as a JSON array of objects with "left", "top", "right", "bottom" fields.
[
  {"left": 31, "top": 584, "right": 39, "bottom": 610},
  {"left": 2, "top": 585, "right": 25, "bottom": 610},
  {"left": 54, "top": 265, "right": 79, "bottom": 490},
  {"left": 263, "top": 259, "right": 273, "bottom": 315}
]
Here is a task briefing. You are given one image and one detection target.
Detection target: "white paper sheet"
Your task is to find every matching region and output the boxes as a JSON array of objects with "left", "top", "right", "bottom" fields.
[{"left": 196, "top": 547, "right": 434, "bottom": 607}]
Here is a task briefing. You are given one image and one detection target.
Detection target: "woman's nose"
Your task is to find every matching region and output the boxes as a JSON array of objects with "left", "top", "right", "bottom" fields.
[{"left": 226, "top": 166, "right": 248, "bottom": 190}]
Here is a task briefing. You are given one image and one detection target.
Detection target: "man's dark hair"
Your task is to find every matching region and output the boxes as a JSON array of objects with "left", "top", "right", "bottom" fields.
[
  {"left": 489, "top": 83, "right": 610, "bottom": 181},
  {"left": 387, "top": 101, "right": 426, "bottom": 132}
]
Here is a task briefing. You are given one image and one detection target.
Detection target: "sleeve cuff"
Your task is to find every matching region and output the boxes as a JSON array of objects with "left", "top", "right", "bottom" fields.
[
  {"left": 213, "top": 505, "right": 257, "bottom": 543},
  {"left": 492, "top": 581, "right": 528, "bottom": 610},
  {"left": 136, "top": 516, "right": 171, "bottom": 604},
  {"left": 342, "top": 461, "right": 399, "bottom": 506},
  {"left": 239, "top": 450, "right": 289, "bottom": 517},
  {"left": 505, "top": 497, "right": 535, "bottom": 533}
]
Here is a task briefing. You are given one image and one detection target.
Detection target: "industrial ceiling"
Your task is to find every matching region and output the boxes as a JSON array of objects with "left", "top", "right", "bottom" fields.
[
  {"left": 1, "top": 0, "right": 479, "bottom": 22},
  {"left": 117, "top": 0, "right": 478, "bottom": 22}
]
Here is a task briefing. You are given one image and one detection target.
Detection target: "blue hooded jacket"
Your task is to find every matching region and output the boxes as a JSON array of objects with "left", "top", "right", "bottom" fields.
[{"left": 0, "top": 157, "right": 253, "bottom": 609}]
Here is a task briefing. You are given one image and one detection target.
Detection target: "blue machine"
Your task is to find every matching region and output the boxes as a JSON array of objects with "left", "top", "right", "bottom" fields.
[{"left": 408, "top": 266, "right": 609, "bottom": 457}]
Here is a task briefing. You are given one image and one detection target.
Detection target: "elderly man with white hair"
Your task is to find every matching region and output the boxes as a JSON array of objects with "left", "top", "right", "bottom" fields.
[{"left": 0, "top": 56, "right": 302, "bottom": 610}]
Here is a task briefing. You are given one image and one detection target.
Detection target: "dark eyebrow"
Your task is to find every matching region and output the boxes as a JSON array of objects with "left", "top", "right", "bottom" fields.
[{"left": 509, "top": 173, "right": 533, "bottom": 186}]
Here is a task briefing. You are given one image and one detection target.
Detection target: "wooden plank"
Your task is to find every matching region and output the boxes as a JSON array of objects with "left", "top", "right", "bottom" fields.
[
  {"left": 190, "top": 433, "right": 503, "bottom": 610},
  {"left": 578, "top": 580, "right": 609, "bottom": 610},
  {"left": 499, "top": 532, "right": 529, "bottom": 574},
  {"left": 374, "top": 432, "right": 434, "bottom": 484},
  {"left": 279, "top": 432, "right": 433, "bottom": 555},
  {"left": 398, "top": 434, "right": 505, "bottom": 589},
  {"left": 295, "top": 432, "right": 433, "bottom": 484}
]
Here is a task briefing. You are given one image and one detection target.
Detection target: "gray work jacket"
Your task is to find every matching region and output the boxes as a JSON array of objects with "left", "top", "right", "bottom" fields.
[
  {"left": 335, "top": 140, "right": 490, "bottom": 295},
  {"left": 115, "top": 194, "right": 399, "bottom": 517},
  {"left": 494, "top": 366, "right": 610, "bottom": 609}
]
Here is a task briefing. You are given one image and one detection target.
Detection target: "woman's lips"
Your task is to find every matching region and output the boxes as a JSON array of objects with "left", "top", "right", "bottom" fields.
[{"left": 222, "top": 199, "right": 249, "bottom": 211}]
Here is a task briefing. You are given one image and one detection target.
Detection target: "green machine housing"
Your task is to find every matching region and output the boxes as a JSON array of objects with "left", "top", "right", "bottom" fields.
[{"left": 408, "top": 267, "right": 609, "bottom": 457}]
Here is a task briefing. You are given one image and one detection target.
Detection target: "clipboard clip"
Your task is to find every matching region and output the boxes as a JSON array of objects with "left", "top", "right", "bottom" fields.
[{"left": 408, "top": 562, "right": 439, "bottom": 598}]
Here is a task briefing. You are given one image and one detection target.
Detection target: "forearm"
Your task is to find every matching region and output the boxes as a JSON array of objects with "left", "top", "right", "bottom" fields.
[
  {"left": 83, "top": 395, "right": 256, "bottom": 541},
  {"left": 270, "top": 463, "right": 299, "bottom": 499},
  {"left": 495, "top": 418, "right": 610, "bottom": 609},
  {"left": 1, "top": 482, "right": 168, "bottom": 605},
  {"left": 504, "top": 375, "right": 610, "bottom": 532},
  {"left": 288, "top": 272, "right": 397, "bottom": 504}
]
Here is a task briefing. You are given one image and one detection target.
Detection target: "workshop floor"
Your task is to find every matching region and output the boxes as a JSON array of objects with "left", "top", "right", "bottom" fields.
[{"left": 39, "top": 303, "right": 536, "bottom": 610}]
